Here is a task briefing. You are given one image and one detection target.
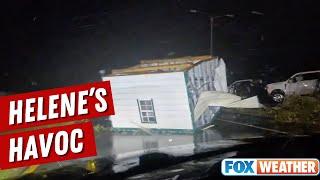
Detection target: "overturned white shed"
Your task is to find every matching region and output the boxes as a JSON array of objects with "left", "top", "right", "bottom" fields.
[{"left": 102, "top": 55, "right": 228, "bottom": 133}]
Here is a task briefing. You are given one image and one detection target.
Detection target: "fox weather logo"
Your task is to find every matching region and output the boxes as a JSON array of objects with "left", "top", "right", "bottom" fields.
[{"left": 221, "top": 158, "right": 319, "bottom": 176}]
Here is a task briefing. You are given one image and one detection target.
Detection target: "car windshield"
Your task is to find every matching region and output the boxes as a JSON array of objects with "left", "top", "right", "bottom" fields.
[
  {"left": 15, "top": 124, "right": 320, "bottom": 179},
  {"left": 14, "top": 105, "right": 320, "bottom": 179}
]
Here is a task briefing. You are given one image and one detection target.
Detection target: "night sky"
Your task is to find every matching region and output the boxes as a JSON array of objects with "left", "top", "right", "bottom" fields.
[{"left": 1, "top": 0, "right": 320, "bottom": 93}]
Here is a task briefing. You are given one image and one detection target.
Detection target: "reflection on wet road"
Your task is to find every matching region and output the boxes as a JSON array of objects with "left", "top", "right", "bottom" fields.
[
  {"left": 20, "top": 114, "right": 281, "bottom": 178},
  {"left": 95, "top": 114, "right": 276, "bottom": 159}
]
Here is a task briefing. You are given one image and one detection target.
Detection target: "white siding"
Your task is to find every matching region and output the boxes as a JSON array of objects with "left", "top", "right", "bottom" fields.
[{"left": 103, "top": 72, "right": 193, "bottom": 130}]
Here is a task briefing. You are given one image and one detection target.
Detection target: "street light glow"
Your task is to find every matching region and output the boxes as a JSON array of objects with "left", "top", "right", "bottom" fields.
[
  {"left": 225, "top": 14, "right": 235, "bottom": 18},
  {"left": 189, "top": 9, "right": 198, "bottom": 13},
  {"left": 251, "top": 11, "right": 264, "bottom": 16}
]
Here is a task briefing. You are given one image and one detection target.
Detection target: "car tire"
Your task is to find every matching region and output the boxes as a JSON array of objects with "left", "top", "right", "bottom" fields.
[{"left": 271, "top": 90, "right": 285, "bottom": 103}]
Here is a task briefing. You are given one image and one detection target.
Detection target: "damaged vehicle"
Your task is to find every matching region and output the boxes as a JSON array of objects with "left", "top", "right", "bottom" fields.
[
  {"left": 266, "top": 70, "right": 320, "bottom": 103},
  {"left": 228, "top": 79, "right": 271, "bottom": 105},
  {"left": 228, "top": 79, "right": 267, "bottom": 99},
  {"left": 228, "top": 79, "right": 254, "bottom": 98}
]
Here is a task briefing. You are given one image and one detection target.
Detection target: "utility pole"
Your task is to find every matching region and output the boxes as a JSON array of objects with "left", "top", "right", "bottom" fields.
[
  {"left": 210, "top": 16, "right": 214, "bottom": 56},
  {"left": 189, "top": 9, "right": 234, "bottom": 56}
]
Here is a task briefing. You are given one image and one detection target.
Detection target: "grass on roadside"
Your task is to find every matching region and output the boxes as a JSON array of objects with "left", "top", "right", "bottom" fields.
[{"left": 0, "top": 168, "right": 25, "bottom": 180}]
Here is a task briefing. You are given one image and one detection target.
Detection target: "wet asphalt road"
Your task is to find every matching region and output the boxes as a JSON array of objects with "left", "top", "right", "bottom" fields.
[{"left": 17, "top": 110, "right": 282, "bottom": 179}]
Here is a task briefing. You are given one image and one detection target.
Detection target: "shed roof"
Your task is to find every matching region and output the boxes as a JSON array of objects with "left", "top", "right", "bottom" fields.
[{"left": 110, "top": 55, "right": 216, "bottom": 76}]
